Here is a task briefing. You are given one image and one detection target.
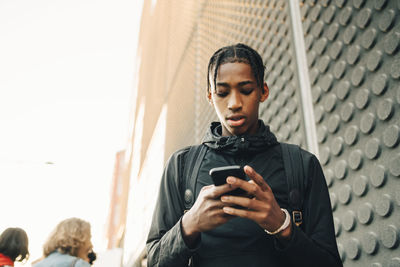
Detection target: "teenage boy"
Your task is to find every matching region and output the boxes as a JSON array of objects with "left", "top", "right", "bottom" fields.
[{"left": 147, "top": 43, "right": 342, "bottom": 267}]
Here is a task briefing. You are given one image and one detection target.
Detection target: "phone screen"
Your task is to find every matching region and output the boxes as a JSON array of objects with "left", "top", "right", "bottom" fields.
[{"left": 209, "top": 165, "right": 247, "bottom": 196}]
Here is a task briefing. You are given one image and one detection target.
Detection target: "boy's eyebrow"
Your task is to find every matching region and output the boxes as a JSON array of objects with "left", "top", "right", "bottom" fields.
[
  {"left": 216, "top": 82, "right": 230, "bottom": 87},
  {"left": 238, "top": 80, "right": 255, "bottom": 86},
  {"left": 216, "top": 80, "right": 255, "bottom": 87}
]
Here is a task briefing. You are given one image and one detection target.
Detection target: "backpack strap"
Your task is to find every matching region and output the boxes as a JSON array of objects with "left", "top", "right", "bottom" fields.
[
  {"left": 182, "top": 144, "right": 208, "bottom": 212},
  {"left": 281, "top": 143, "right": 305, "bottom": 227}
]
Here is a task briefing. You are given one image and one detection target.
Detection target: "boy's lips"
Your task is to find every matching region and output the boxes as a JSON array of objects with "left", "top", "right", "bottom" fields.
[{"left": 226, "top": 115, "right": 246, "bottom": 127}]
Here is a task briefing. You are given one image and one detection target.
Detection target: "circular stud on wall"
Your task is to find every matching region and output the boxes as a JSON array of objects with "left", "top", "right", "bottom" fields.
[
  {"left": 370, "top": 164, "right": 386, "bottom": 188},
  {"left": 361, "top": 231, "right": 379, "bottom": 255},
  {"left": 352, "top": 175, "right": 368, "bottom": 197},
  {"left": 365, "top": 138, "right": 381, "bottom": 159}
]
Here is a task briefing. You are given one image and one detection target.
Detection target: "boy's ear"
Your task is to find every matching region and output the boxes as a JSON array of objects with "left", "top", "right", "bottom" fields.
[
  {"left": 260, "top": 82, "right": 269, "bottom": 102},
  {"left": 207, "top": 91, "right": 213, "bottom": 105}
]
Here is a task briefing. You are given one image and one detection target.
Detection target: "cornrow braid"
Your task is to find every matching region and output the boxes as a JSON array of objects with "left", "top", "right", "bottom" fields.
[{"left": 206, "top": 43, "right": 266, "bottom": 94}]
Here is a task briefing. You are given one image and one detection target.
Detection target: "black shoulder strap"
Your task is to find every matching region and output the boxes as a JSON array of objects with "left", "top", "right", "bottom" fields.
[
  {"left": 182, "top": 144, "right": 208, "bottom": 211},
  {"left": 281, "top": 143, "right": 305, "bottom": 226}
]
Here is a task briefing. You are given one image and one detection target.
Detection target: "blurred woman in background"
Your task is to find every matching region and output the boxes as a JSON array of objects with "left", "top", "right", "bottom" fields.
[
  {"left": 33, "top": 218, "right": 92, "bottom": 267},
  {"left": 0, "top": 227, "right": 29, "bottom": 267}
]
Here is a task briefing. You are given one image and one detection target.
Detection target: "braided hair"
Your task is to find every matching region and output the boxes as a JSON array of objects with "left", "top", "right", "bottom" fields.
[{"left": 207, "top": 43, "right": 265, "bottom": 94}]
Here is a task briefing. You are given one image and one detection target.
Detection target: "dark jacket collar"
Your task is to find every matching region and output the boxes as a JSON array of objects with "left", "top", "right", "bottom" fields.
[{"left": 202, "top": 120, "right": 278, "bottom": 155}]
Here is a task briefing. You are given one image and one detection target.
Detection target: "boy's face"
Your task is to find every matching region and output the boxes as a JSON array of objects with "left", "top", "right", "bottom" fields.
[{"left": 208, "top": 62, "right": 269, "bottom": 136}]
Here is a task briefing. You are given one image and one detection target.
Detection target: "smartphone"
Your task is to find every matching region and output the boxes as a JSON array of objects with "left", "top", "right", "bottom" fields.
[{"left": 209, "top": 165, "right": 247, "bottom": 196}]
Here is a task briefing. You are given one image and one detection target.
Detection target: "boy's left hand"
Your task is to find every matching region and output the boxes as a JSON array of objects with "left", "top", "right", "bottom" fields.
[{"left": 220, "top": 165, "right": 292, "bottom": 239}]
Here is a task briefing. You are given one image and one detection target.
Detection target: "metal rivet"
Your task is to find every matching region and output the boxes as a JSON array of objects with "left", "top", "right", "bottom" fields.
[
  {"left": 355, "top": 88, "right": 370, "bottom": 109},
  {"left": 335, "top": 0, "right": 346, "bottom": 8},
  {"left": 343, "top": 25, "right": 357, "bottom": 44},
  {"left": 324, "top": 93, "right": 337, "bottom": 112},
  {"left": 320, "top": 147, "right": 331, "bottom": 166},
  {"left": 339, "top": 7, "right": 353, "bottom": 26},
  {"left": 389, "top": 154, "right": 400, "bottom": 177},
  {"left": 367, "top": 50, "right": 383, "bottom": 72},
  {"left": 312, "top": 86, "right": 322, "bottom": 104},
  {"left": 315, "top": 105, "right": 324, "bottom": 123},
  {"left": 357, "top": 8, "right": 371, "bottom": 29},
  {"left": 317, "top": 56, "right": 331, "bottom": 73},
  {"left": 353, "top": 175, "right": 368, "bottom": 197},
  {"left": 379, "top": 9, "right": 395, "bottom": 32},
  {"left": 343, "top": 210, "right": 356, "bottom": 231},
  {"left": 317, "top": 125, "right": 328, "bottom": 143},
  {"left": 362, "top": 232, "right": 379, "bottom": 254},
  {"left": 330, "top": 41, "right": 343, "bottom": 60},
  {"left": 384, "top": 32, "right": 400, "bottom": 55},
  {"left": 353, "top": 0, "right": 366, "bottom": 9},
  {"left": 377, "top": 98, "right": 393, "bottom": 121},
  {"left": 339, "top": 184, "right": 352, "bottom": 204},
  {"left": 390, "top": 58, "right": 400, "bottom": 79},
  {"left": 311, "top": 21, "right": 324, "bottom": 37},
  {"left": 376, "top": 194, "right": 393, "bottom": 217},
  {"left": 357, "top": 202, "right": 374, "bottom": 224},
  {"left": 328, "top": 114, "right": 341, "bottom": 133},
  {"left": 347, "top": 45, "right": 361, "bottom": 64},
  {"left": 360, "top": 112, "right": 376, "bottom": 134},
  {"left": 331, "top": 137, "right": 344, "bottom": 156},
  {"left": 365, "top": 138, "right": 381, "bottom": 159},
  {"left": 374, "top": 0, "right": 387, "bottom": 10},
  {"left": 327, "top": 23, "right": 340, "bottom": 41},
  {"left": 321, "top": 74, "right": 334, "bottom": 92},
  {"left": 345, "top": 238, "right": 360, "bottom": 260},
  {"left": 372, "top": 74, "right": 388, "bottom": 95},
  {"left": 334, "top": 60, "right": 347, "bottom": 79},
  {"left": 370, "top": 164, "right": 386, "bottom": 187},
  {"left": 383, "top": 125, "right": 400, "bottom": 148},
  {"left": 345, "top": 125, "right": 359, "bottom": 145},
  {"left": 340, "top": 103, "right": 354, "bottom": 122},
  {"left": 349, "top": 149, "right": 363, "bottom": 170},
  {"left": 381, "top": 225, "right": 399, "bottom": 249},
  {"left": 351, "top": 66, "right": 366, "bottom": 86},
  {"left": 362, "top": 28, "right": 377, "bottom": 49},
  {"left": 336, "top": 80, "right": 350, "bottom": 100},
  {"left": 335, "top": 160, "right": 348, "bottom": 179}
]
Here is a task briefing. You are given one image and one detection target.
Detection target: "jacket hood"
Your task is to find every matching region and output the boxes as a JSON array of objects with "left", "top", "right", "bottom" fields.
[{"left": 202, "top": 120, "right": 278, "bottom": 155}]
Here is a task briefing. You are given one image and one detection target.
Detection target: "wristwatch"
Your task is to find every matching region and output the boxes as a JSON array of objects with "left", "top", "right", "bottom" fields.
[{"left": 264, "top": 208, "right": 291, "bottom": 235}]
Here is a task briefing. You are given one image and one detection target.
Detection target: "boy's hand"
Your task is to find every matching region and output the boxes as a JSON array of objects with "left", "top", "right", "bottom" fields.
[
  {"left": 220, "top": 165, "right": 292, "bottom": 239},
  {"left": 181, "top": 183, "right": 237, "bottom": 247}
]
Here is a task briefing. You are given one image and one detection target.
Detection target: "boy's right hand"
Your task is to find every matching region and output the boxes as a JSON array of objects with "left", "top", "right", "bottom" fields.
[{"left": 181, "top": 183, "right": 237, "bottom": 247}]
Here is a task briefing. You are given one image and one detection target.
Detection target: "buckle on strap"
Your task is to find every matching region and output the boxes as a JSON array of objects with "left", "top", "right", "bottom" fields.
[{"left": 292, "top": 210, "right": 302, "bottom": 226}]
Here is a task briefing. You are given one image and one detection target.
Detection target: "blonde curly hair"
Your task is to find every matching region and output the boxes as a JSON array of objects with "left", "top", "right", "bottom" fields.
[{"left": 43, "top": 217, "right": 91, "bottom": 257}]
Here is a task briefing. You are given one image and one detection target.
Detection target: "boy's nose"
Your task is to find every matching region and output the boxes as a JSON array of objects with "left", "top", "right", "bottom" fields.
[{"left": 228, "top": 91, "right": 242, "bottom": 110}]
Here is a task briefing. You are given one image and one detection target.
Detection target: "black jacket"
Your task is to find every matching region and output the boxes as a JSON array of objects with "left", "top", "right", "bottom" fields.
[{"left": 147, "top": 121, "right": 342, "bottom": 267}]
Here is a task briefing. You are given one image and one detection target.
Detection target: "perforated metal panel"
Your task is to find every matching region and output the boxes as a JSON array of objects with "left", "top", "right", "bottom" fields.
[
  {"left": 301, "top": 0, "right": 400, "bottom": 265},
  {"left": 128, "top": 0, "right": 400, "bottom": 265}
]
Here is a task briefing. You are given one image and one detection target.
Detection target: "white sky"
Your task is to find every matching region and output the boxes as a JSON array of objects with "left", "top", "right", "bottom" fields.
[{"left": 0, "top": 0, "right": 143, "bottom": 265}]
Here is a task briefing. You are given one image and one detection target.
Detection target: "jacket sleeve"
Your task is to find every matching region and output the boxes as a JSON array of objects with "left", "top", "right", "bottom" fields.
[
  {"left": 274, "top": 153, "right": 343, "bottom": 267},
  {"left": 146, "top": 148, "right": 199, "bottom": 267}
]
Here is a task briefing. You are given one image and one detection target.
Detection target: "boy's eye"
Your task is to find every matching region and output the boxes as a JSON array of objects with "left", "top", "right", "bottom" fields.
[
  {"left": 216, "top": 91, "right": 228, "bottom": 97},
  {"left": 241, "top": 88, "right": 254, "bottom": 95}
]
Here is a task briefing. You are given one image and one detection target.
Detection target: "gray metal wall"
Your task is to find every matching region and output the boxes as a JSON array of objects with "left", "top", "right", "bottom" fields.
[
  {"left": 300, "top": 0, "right": 400, "bottom": 266},
  {"left": 133, "top": 0, "right": 400, "bottom": 265}
]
